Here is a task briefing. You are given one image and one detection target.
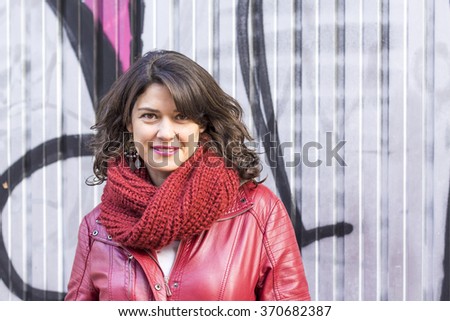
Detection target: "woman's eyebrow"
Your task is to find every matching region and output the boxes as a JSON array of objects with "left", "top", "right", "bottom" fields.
[{"left": 136, "top": 107, "right": 160, "bottom": 112}]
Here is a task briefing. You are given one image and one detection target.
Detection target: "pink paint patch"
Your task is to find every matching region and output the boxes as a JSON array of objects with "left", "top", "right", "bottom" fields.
[{"left": 84, "top": 0, "right": 132, "bottom": 71}]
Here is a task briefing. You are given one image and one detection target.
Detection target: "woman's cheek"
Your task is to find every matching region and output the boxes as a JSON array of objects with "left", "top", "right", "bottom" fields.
[{"left": 133, "top": 137, "right": 147, "bottom": 161}]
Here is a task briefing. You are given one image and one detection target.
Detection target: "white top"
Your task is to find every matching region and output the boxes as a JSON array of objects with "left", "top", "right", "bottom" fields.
[{"left": 156, "top": 240, "right": 180, "bottom": 277}]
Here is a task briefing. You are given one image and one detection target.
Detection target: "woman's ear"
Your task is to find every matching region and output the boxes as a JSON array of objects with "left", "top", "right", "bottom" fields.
[{"left": 126, "top": 123, "right": 133, "bottom": 133}]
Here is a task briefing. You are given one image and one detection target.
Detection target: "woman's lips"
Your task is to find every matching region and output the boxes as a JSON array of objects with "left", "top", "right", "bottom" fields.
[{"left": 152, "top": 146, "right": 180, "bottom": 156}]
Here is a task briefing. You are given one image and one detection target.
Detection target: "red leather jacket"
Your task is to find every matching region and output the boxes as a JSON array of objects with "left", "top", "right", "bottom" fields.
[{"left": 65, "top": 182, "right": 310, "bottom": 301}]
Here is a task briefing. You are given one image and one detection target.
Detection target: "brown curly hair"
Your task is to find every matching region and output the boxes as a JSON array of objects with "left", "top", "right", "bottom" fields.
[{"left": 87, "top": 50, "right": 261, "bottom": 185}]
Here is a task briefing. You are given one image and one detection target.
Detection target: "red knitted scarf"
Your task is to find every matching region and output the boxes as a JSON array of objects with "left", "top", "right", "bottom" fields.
[{"left": 98, "top": 145, "right": 240, "bottom": 250}]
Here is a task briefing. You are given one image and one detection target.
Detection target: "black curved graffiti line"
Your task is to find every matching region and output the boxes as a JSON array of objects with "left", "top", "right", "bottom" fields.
[
  {"left": 0, "top": 134, "right": 93, "bottom": 300},
  {"left": 46, "top": 0, "right": 145, "bottom": 105},
  {"left": 46, "top": 0, "right": 123, "bottom": 108},
  {"left": 236, "top": 0, "right": 353, "bottom": 248}
]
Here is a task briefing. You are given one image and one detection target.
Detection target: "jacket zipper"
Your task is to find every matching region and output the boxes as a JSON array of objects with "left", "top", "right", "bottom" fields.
[
  {"left": 163, "top": 240, "right": 187, "bottom": 299},
  {"left": 163, "top": 276, "right": 173, "bottom": 297},
  {"left": 127, "top": 254, "right": 134, "bottom": 300},
  {"left": 145, "top": 250, "right": 174, "bottom": 298},
  {"left": 119, "top": 246, "right": 136, "bottom": 300},
  {"left": 121, "top": 245, "right": 174, "bottom": 299}
]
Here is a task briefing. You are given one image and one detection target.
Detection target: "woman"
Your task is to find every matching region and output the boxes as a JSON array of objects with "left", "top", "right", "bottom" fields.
[{"left": 65, "top": 50, "right": 310, "bottom": 301}]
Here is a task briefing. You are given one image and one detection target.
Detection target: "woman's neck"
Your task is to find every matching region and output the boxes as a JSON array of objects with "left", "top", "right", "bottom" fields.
[{"left": 145, "top": 165, "right": 171, "bottom": 187}]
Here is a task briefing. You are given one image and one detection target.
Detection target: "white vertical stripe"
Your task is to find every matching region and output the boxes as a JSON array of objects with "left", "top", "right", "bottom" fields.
[
  {"left": 208, "top": 0, "right": 213, "bottom": 73},
  {"left": 289, "top": 0, "right": 296, "bottom": 221},
  {"left": 20, "top": 0, "right": 27, "bottom": 294},
  {"left": 291, "top": 1, "right": 297, "bottom": 217},
  {"left": 420, "top": 0, "right": 426, "bottom": 301},
  {"left": 77, "top": 0, "right": 82, "bottom": 223},
  {"left": 92, "top": 0, "right": 98, "bottom": 105},
  {"left": 424, "top": 0, "right": 435, "bottom": 301},
  {"left": 358, "top": 0, "right": 364, "bottom": 301},
  {"left": 314, "top": 0, "right": 320, "bottom": 301},
  {"left": 173, "top": 0, "right": 179, "bottom": 51},
  {"left": 153, "top": 0, "right": 157, "bottom": 48},
  {"left": 91, "top": 0, "right": 99, "bottom": 212},
  {"left": 402, "top": 0, "right": 408, "bottom": 301},
  {"left": 247, "top": 0, "right": 254, "bottom": 136},
  {"left": 332, "top": 3, "right": 336, "bottom": 301},
  {"left": 169, "top": 0, "right": 173, "bottom": 50},
  {"left": 274, "top": 0, "right": 278, "bottom": 119},
  {"left": 41, "top": 0, "right": 48, "bottom": 292},
  {"left": 56, "top": 3, "right": 63, "bottom": 292},
  {"left": 376, "top": 0, "right": 382, "bottom": 301},
  {"left": 192, "top": 0, "right": 196, "bottom": 60},
  {"left": 231, "top": 0, "right": 236, "bottom": 98}
]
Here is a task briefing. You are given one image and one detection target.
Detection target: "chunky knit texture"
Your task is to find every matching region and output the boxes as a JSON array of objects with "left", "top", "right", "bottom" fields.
[{"left": 99, "top": 145, "right": 240, "bottom": 250}]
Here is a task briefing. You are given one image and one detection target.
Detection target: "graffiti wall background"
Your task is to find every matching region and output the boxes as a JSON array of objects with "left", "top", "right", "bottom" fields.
[{"left": 1, "top": 0, "right": 449, "bottom": 301}]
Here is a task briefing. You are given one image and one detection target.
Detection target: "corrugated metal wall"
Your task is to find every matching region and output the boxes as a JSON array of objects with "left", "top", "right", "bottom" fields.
[{"left": 0, "top": 0, "right": 449, "bottom": 301}]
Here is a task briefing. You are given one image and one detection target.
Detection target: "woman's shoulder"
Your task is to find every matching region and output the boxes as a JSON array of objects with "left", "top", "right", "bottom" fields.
[
  {"left": 78, "top": 205, "right": 119, "bottom": 245},
  {"left": 83, "top": 204, "right": 102, "bottom": 225},
  {"left": 237, "top": 181, "right": 290, "bottom": 228},
  {"left": 239, "top": 181, "right": 286, "bottom": 217},
  {"left": 76, "top": 204, "right": 104, "bottom": 235},
  {"left": 240, "top": 180, "right": 281, "bottom": 204}
]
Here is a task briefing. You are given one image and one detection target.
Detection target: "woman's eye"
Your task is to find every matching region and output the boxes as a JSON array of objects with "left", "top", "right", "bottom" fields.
[
  {"left": 141, "top": 113, "right": 156, "bottom": 119},
  {"left": 175, "top": 114, "right": 189, "bottom": 120}
]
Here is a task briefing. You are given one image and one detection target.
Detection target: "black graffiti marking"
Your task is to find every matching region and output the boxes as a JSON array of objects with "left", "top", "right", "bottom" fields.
[
  {"left": 46, "top": 0, "right": 124, "bottom": 108},
  {"left": 236, "top": 0, "right": 353, "bottom": 248},
  {"left": 46, "top": 0, "right": 145, "bottom": 105},
  {"left": 129, "top": 0, "right": 146, "bottom": 63},
  {"left": 0, "top": 134, "right": 93, "bottom": 300}
]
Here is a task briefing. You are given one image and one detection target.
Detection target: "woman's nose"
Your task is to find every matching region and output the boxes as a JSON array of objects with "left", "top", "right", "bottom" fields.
[{"left": 156, "top": 119, "right": 176, "bottom": 141}]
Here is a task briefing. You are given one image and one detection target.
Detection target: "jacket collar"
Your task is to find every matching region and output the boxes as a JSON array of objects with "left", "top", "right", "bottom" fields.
[{"left": 218, "top": 180, "right": 255, "bottom": 221}]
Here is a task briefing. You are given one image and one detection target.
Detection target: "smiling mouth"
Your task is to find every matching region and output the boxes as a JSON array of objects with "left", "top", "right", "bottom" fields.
[{"left": 152, "top": 146, "right": 180, "bottom": 156}]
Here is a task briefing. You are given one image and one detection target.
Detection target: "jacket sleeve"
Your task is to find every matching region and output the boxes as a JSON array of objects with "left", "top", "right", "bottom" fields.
[
  {"left": 65, "top": 216, "right": 99, "bottom": 301},
  {"left": 256, "top": 197, "right": 310, "bottom": 301}
]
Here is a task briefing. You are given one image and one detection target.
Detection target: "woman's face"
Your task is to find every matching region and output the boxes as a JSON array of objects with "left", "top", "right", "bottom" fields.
[{"left": 128, "top": 83, "right": 204, "bottom": 186}]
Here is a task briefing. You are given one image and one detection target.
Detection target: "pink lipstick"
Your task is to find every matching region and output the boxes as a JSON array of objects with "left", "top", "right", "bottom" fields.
[{"left": 152, "top": 146, "right": 179, "bottom": 156}]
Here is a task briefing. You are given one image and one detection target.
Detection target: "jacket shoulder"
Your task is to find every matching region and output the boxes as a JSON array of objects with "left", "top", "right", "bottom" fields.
[
  {"left": 221, "top": 181, "right": 280, "bottom": 220},
  {"left": 242, "top": 181, "right": 280, "bottom": 203},
  {"left": 242, "top": 181, "right": 282, "bottom": 211},
  {"left": 241, "top": 181, "right": 287, "bottom": 224},
  {"left": 80, "top": 204, "right": 116, "bottom": 244},
  {"left": 83, "top": 204, "right": 102, "bottom": 228}
]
